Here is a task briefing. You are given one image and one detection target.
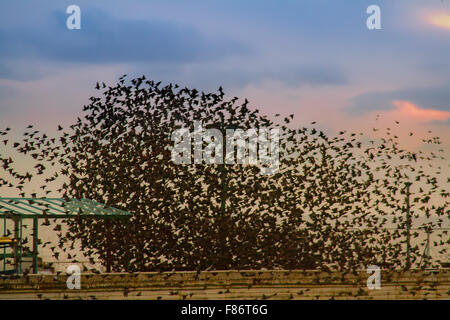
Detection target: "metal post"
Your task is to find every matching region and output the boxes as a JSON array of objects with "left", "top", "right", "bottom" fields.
[
  {"left": 213, "top": 115, "right": 242, "bottom": 268},
  {"left": 3, "top": 215, "right": 6, "bottom": 273},
  {"left": 220, "top": 114, "right": 226, "bottom": 218},
  {"left": 405, "top": 182, "right": 412, "bottom": 270},
  {"left": 425, "top": 229, "right": 431, "bottom": 267},
  {"left": 106, "top": 219, "right": 112, "bottom": 273},
  {"left": 419, "top": 227, "right": 431, "bottom": 268},
  {"left": 32, "top": 217, "right": 38, "bottom": 274},
  {"left": 19, "top": 215, "right": 22, "bottom": 274},
  {"left": 13, "top": 215, "right": 19, "bottom": 274}
]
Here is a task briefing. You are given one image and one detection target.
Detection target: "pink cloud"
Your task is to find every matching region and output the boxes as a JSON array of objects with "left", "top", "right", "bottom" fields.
[
  {"left": 392, "top": 100, "right": 450, "bottom": 122},
  {"left": 427, "top": 12, "right": 450, "bottom": 30}
]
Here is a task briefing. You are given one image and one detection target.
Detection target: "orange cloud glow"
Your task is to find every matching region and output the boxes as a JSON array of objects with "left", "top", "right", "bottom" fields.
[
  {"left": 428, "top": 12, "right": 450, "bottom": 30},
  {"left": 392, "top": 100, "right": 450, "bottom": 122}
]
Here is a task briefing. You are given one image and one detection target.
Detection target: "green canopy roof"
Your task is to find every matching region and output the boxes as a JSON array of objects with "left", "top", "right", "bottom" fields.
[{"left": 0, "top": 198, "right": 131, "bottom": 219}]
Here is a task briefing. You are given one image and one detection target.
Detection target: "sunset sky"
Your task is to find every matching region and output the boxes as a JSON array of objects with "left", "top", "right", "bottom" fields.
[
  {"left": 0, "top": 0, "right": 449, "bottom": 147},
  {"left": 1, "top": 0, "right": 449, "bottom": 269}
]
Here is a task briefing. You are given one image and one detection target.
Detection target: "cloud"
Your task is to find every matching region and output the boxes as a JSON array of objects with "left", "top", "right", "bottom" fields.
[
  {"left": 125, "top": 57, "right": 348, "bottom": 93},
  {"left": 0, "top": 64, "right": 126, "bottom": 123},
  {"left": 392, "top": 100, "right": 450, "bottom": 122},
  {"left": 347, "top": 83, "right": 450, "bottom": 115},
  {"left": 264, "top": 65, "right": 348, "bottom": 87},
  {"left": 428, "top": 12, "right": 450, "bottom": 30},
  {"left": 0, "top": 8, "right": 247, "bottom": 80}
]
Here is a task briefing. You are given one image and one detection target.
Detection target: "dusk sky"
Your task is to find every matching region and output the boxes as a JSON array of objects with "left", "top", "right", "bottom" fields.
[
  {"left": 1, "top": 0, "right": 449, "bottom": 270},
  {"left": 0, "top": 0, "right": 449, "bottom": 148}
]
